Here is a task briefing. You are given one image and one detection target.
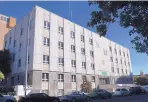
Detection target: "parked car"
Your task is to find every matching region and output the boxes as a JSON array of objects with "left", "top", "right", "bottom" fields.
[
  {"left": 19, "top": 93, "right": 59, "bottom": 102},
  {"left": 89, "top": 89, "right": 112, "bottom": 99},
  {"left": 114, "top": 88, "right": 131, "bottom": 96},
  {"left": 129, "top": 86, "right": 146, "bottom": 95},
  {"left": 58, "top": 91, "right": 90, "bottom": 102},
  {"left": 142, "top": 86, "right": 148, "bottom": 93},
  {"left": 96, "top": 89, "right": 112, "bottom": 99},
  {"left": 0, "top": 94, "right": 16, "bottom": 102}
]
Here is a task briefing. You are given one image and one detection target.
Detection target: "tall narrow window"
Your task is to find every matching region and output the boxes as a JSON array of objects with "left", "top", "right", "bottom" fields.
[
  {"left": 20, "top": 28, "right": 23, "bottom": 35},
  {"left": 71, "top": 60, "right": 76, "bottom": 68},
  {"left": 81, "top": 48, "right": 85, "bottom": 55},
  {"left": 18, "top": 59, "right": 21, "bottom": 67},
  {"left": 43, "top": 55, "right": 49, "bottom": 64},
  {"left": 71, "top": 45, "right": 75, "bottom": 52},
  {"left": 13, "top": 40, "right": 16, "bottom": 47},
  {"left": 9, "top": 37, "right": 11, "bottom": 44},
  {"left": 59, "top": 58, "right": 64, "bottom": 66},
  {"left": 92, "top": 76, "right": 95, "bottom": 82},
  {"left": 81, "top": 35, "right": 84, "bottom": 42},
  {"left": 43, "top": 37, "right": 50, "bottom": 46},
  {"left": 111, "top": 67, "right": 114, "bottom": 72},
  {"left": 90, "top": 51, "right": 94, "bottom": 57},
  {"left": 58, "top": 74, "right": 64, "bottom": 82},
  {"left": 44, "top": 21, "right": 50, "bottom": 29},
  {"left": 58, "top": 42, "right": 64, "bottom": 49},
  {"left": 19, "top": 44, "right": 21, "bottom": 52},
  {"left": 117, "top": 68, "right": 119, "bottom": 73},
  {"left": 58, "top": 26, "right": 64, "bottom": 34},
  {"left": 91, "top": 63, "right": 95, "bottom": 70},
  {"left": 42, "top": 73, "right": 49, "bottom": 82},
  {"left": 82, "top": 62, "right": 86, "bottom": 69},
  {"left": 110, "top": 57, "right": 113, "bottom": 62},
  {"left": 71, "top": 75, "right": 76, "bottom": 82},
  {"left": 71, "top": 31, "right": 75, "bottom": 39},
  {"left": 89, "top": 38, "right": 93, "bottom": 45}
]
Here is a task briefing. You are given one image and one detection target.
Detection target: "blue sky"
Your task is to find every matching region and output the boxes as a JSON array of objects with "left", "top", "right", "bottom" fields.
[{"left": 0, "top": 1, "right": 147, "bottom": 75}]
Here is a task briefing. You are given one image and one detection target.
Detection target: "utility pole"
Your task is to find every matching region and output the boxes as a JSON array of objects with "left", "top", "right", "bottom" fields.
[{"left": 24, "top": 9, "right": 33, "bottom": 96}]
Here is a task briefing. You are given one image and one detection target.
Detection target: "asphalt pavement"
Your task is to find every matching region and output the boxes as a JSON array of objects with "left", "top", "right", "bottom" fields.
[{"left": 86, "top": 94, "right": 148, "bottom": 102}]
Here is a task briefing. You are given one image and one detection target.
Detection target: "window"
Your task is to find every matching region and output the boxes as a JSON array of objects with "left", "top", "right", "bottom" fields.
[
  {"left": 121, "top": 59, "right": 122, "bottom": 64},
  {"left": 116, "top": 58, "right": 118, "bottom": 63},
  {"left": 9, "top": 37, "right": 11, "bottom": 44},
  {"left": 5, "top": 41, "right": 7, "bottom": 48},
  {"left": 58, "top": 42, "right": 64, "bottom": 49},
  {"left": 71, "top": 31, "right": 75, "bottom": 38},
  {"left": 109, "top": 46, "right": 112, "bottom": 52},
  {"left": 103, "top": 49, "right": 107, "bottom": 55},
  {"left": 110, "top": 57, "right": 113, "bottom": 62},
  {"left": 117, "top": 68, "right": 119, "bottom": 73},
  {"left": 90, "top": 51, "right": 94, "bottom": 57},
  {"left": 111, "top": 67, "right": 114, "bottom": 72},
  {"left": 18, "top": 59, "right": 21, "bottom": 67},
  {"left": 115, "top": 49, "right": 117, "bottom": 54},
  {"left": 125, "top": 61, "right": 126, "bottom": 66},
  {"left": 82, "top": 62, "right": 86, "bottom": 68},
  {"left": 122, "top": 69, "right": 124, "bottom": 74},
  {"left": 81, "top": 35, "right": 84, "bottom": 42},
  {"left": 71, "top": 45, "right": 75, "bottom": 52},
  {"left": 128, "top": 62, "right": 130, "bottom": 67},
  {"left": 89, "top": 38, "right": 93, "bottom": 45},
  {"left": 13, "top": 54, "right": 15, "bottom": 62},
  {"left": 13, "top": 40, "right": 16, "bottom": 47},
  {"left": 20, "top": 28, "right": 23, "bottom": 35},
  {"left": 71, "top": 75, "right": 76, "bottom": 82},
  {"left": 82, "top": 75, "right": 87, "bottom": 82},
  {"left": 126, "top": 69, "right": 128, "bottom": 74},
  {"left": 81, "top": 48, "right": 85, "bottom": 55},
  {"left": 43, "top": 55, "right": 49, "bottom": 64},
  {"left": 92, "top": 76, "right": 95, "bottom": 82},
  {"left": 58, "top": 74, "right": 64, "bottom": 82},
  {"left": 123, "top": 52, "right": 125, "bottom": 57},
  {"left": 58, "top": 26, "right": 64, "bottom": 34},
  {"left": 28, "top": 56, "right": 29, "bottom": 64},
  {"left": 43, "top": 37, "right": 50, "bottom": 46},
  {"left": 71, "top": 60, "right": 76, "bottom": 67},
  {"left": 42, "top": 73, "right": 49, "bottom": 81},
  {"left": 44, "top": 21, "right": 50, "bottom": 29},
  {"left": 119, "top": 50, "right": 121, "bottom": 55},
  {"left": 58, "top": 89, "right": 64, "bottom": 96},
  {"left": 19, "top": 44, "right": 21, "bottom": 52},
  {"left": 127, "top": 54, "right": 129, "bottom": 57},
  {"left": 91, "top": 63, "right": 95, "bottom": 70},
  {"left": 59, "top": 58, "right": 64, "bottom": 66}
]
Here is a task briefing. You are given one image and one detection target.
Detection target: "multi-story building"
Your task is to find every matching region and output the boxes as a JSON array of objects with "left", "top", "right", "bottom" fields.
[
  {"left": 0, "top": 14, "right": 16, "bottom": 50},
  {"left": 4, "top": 6, "right": 132, "bottom": 96}
]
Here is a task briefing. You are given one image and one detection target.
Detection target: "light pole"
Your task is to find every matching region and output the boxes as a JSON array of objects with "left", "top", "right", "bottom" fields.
[{"left": 24, "top": 9, "right": 33, "bottom": 96}]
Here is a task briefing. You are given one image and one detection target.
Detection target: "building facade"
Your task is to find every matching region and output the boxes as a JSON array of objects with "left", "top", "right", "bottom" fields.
[
  {"left": 4, "top": 6, "right": 132, "bottom": 96},
  {"left": 0, "top": 14, "right": 16, "bottom": 50}
]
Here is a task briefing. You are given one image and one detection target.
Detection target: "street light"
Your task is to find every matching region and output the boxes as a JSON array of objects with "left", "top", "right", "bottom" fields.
[{"left": 24, "top": 8, "right": 33, "bottom": 96}]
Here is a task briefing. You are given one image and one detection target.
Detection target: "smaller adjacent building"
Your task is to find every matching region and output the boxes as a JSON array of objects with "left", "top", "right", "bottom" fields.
[{"left": 0, "top": 14, "right": 16, "bottom": 50}]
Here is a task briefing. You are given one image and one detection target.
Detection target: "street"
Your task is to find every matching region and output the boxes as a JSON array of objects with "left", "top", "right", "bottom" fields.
[{"left": 86, "top": 94, "right": 148, "bottom": 102}]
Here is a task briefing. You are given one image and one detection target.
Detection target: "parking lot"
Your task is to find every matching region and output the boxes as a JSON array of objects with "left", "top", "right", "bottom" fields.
[{"left": 86, "top": 94, "right": 148, "bottom": 102}]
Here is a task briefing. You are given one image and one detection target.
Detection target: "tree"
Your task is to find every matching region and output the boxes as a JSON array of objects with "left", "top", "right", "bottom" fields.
[
  {"left": 88, "top": 1, "right": 148, "bottom": 54},
  {"left": 134, "top": 76, "right": 148, "bottom": 85},
  {"left": 80, "top": 76, "right": 92, "bottom": 93},
  {"left": 0, "top": 71, "right": 4, "bottom": 80},
  {"left": 0, "top": 49, "right": 11, "bottom": 76}
]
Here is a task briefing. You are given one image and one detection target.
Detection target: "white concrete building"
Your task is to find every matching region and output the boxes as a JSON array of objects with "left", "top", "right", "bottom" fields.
[{"left": 4, "top": 6, "right": 132, "bottom": 96}]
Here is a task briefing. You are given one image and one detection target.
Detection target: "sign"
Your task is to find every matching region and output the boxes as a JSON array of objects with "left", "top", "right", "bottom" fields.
[{"left": 99, "top": 71, "right": 107, "bottom": 76}]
